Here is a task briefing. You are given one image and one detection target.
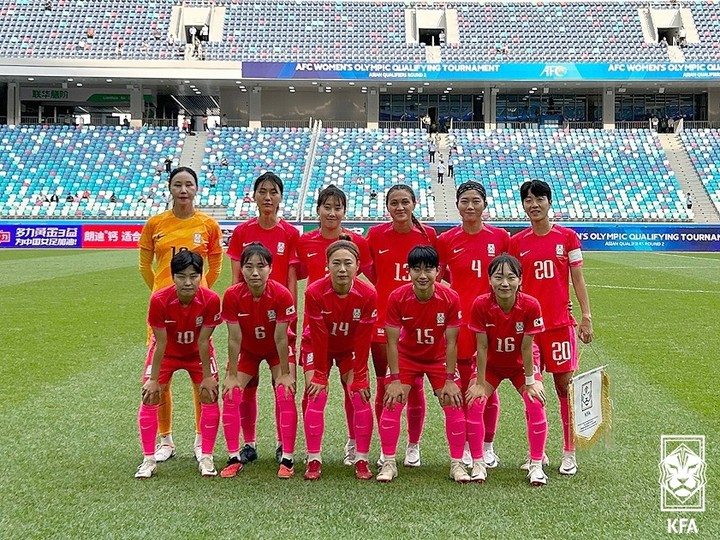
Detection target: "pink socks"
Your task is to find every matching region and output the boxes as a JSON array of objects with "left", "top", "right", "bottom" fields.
[
  {"left": 483, "top": 390, "right": 500, "bottom": 443},
  {"left": 378, "top": 402, "right": 404, "bottom": 457},
  {"left": 138, "top": 403, "right": 159, "bottom": 456},
  {"left": 303, "top": 389, "right": 328, "bottom": 455},
  {"left": 523, "top": 392, "right": 548, "bottom": 461},
  {"left": 239, "top": 385, "right": 258, "bottom": 443},
  {"left": 374, "top": 376, "right": 386, "bottom": 425},
  {"left": 465, "top": 399, "right": 485, "bottom": 460},
  {"left": 200, "top": 402, "right": 220, "bottom": 455},
  {"left": 442, "top": 406, "right": 466, "bottom": 460},
  {"left": 222, "top": 387, "right": 242, "bottom": 454},
  {"left": 342, "top": 382, "right": 356, "bottom": 440},
  {"left": 406, "top": 376, "right": 426, "bottom": 445},
  {"left": 275, "top": 385, "right": 298, "bottom": 455},
  {"left": 351, "top": 392, "right": 373, "bottom": 455}
]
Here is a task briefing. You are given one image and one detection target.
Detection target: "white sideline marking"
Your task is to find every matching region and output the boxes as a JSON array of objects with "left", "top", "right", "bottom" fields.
[{"left": 588, "top": 284, "right": 720, "bottom": 294}]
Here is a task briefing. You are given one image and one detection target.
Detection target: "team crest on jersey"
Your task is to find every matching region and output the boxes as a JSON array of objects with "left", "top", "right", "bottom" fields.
[
  {"left": 193, "top": 233, "right": 202, "bottom": 245},
  {"left": 533, "top": 317, "right": 543, "bottom": 328},
  {"left": 277, "top": 242, "right": 286, "bottom": 255},
  {"left": 487, "top": 244, "right": 496, "bottom": 256},
  {"left": 515, "top": 322, "right": 524, "bottom": 332},
  {"left": 556, "top": 244, "right": 564, "bottom": 256},
  {"left": 353, "top": 308, "right": 361, "bottom": 320},
  {"left": 437, "top": 312, "right": 445, "bottom": 325},
  {"left": 267, "top": 310, "right": 277, "bottom": 321},
  {"left": 196, "top": 316, "right": 204, "bottom": 326}
]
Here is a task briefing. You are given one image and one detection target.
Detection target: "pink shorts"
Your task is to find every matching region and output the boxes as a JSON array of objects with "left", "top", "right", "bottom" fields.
[
  {"left": 392, "top": 355, "right": 460, "bottom": 392},
  {"left": 533, "top": 325, "right": 578, "bottom": 373},
  {"left": 485, "top": 362, "right": 542, "bottom": 391},
  {"left": 143, "top": 339, "right": 218, "bottom": 385},
  {"left": 301, "top": 348, "right": 354, "bottom": 378}
]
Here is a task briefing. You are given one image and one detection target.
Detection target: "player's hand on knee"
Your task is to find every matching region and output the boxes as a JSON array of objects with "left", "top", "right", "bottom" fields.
[
  {"left": 199, "top": 376, "right": 219, "bottom": 403},
  {"left": 442, "top": 381, "right": 463, "bottom": 408},
  {"left": 383, "top": 380, "right": 404, "bottom": 409},
  {"left": 222, "top": 374, "right": 240, "bottom": 398},
  {"left": 465, "top": 382, "right": 488, "bottom": 407},
  {"left": 524, "top": 381, "right": 546, "bottom": 405},
  {"left": 276, "top": 373, "right": 296, "bottom": 397},
  {"left": 306, "top": 381, "right": 327, "bottom": 399},
  {"left": 141, "top": 379, "right": 161, "bottom": 405}
]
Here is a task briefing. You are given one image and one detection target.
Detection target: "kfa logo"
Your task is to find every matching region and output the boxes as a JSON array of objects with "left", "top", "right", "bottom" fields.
[
  {"left": 581, "top": 381, "right": 592, "bottom": 412},
  {"left": 540, "top": 65, "right": 568, "bottom": 78},
  {"left": 436, "top": 312, "right": 445, "bottom": 325},
  {"left": 193, "top": 233, "right": 202, "bottom": 245},
  {"left": 277, "top": 242, "right": 286, "bottom": 254},
  {"left": 195, "top": 316, "right": 204, "bottom": 326},
  {"left": 515, "top": 322, "right": 524, "bottom": 333},
  {"left": 487, "top": 243, "right": 496, "bottom": 256},
  {"left": 660, "top": 435, "right": 706, "bottom": 514},
  {"left": 556, "top": 244, "right": 564, "bottom": 256},
  {"left": 352, "top": 308, "right": 361, "bottom": 321},
  {"left": 267, "top": 310, "right": 277, "bottom": 321}
]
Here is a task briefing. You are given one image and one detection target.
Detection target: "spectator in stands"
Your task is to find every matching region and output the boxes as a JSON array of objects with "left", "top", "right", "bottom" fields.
[
  {"left": 209, "top": 174, "right": 217, "bottom": 188},
  {"left": 650, "top": 114, "right": 659, "bottom": 132},
  {"left": 678, "top": 27, "right": 687, "bottom": 47},
  {"left": 138, "top": 194, "right": 148, "bottom": 203},
  {"left": 686, "top": 194, "right": 693, "bottom": 210},
  {"left": 45, "top": 0, "right": 52, "bottom": 11},
  {"left": 82, "top": 190, "right": 90, "bottom": 201},
  {"left": 153, "top": 29, "right": 161, "bottom": 41},
  {"left": 437, "top": 159, "right": 446, "bottom": 185},
  {"left": 428, "top": 140, "right": 437, "bottom": 163},
  {"left": 49, "top": 193, "right": 59, "bottom": 203},
  {"left": 182, "top": 118, "right": 190, "bottom": 133},
  {"left": 165, "top": 156, "right": 174, "bottom": 173},
  {"left": 243, "top": 193, "right": 252, "bottom": 204},
  {"left": 123, "top": 117, "right": 131, "bottom": 128},
  {"left": 116, "top": 42, "right": 124, "bottom": 56},
  {"left": 86, "top": 28, "right": 95, "bottom": 39},
  {"left": 422, "top": 114, "right": 431, "bottom": 132},
  {"left": 110, "top": 193, "right": 118, "bottom": 203},
  {"left": 65, "top": 194, "right": 74, "bottom": 202},
  {"left": 141, "top": 40, "right": 150, "bottom": 53},
  {"left": 221, "top": 114, "right": 228, "bottom": 127},
  {"left": 439, "top": 30, "right": 446, "bottom": 45},
  {"left": 201, "top": 24, "right": 209, "bottom": 41},
  {"left": 36, "top": 194, "right": 48, "bottom": 205},
  {"left": 370, "top": 189, "right": 378, "bottom": 201},
  {"left": 660, "top": 37, "right": 668, "bottom": 47},
  {"left": 77, "top": 39, "right": 88, "bottom": 51},
  {"left": 203, "top": 115, "right": 209, "bottom": 131},
  {"left": 220, "top": 156, "right": 229, "bottom": 167},
  {"left": 667, "top": 117, "right": 675, "bottom": 132},
  {"left": 448, "top": 154, "right": 456, "bottom": 178}
]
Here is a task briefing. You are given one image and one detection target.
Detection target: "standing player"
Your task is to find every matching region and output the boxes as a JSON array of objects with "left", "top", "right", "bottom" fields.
[
  {"left": 376, "top": 246, "right": 468, "bottom": 483},
  {"left": 467, "top": 254, "right": 548, "bottom": 486},
  {"left": 509, "top": 180, "right": 593, "bottom": 475},
  {"left": 297, "top": 185, "right": 372, "bottom": 466},
  {"left": 135, "top": 251, "right": 222, "bottom": 478},
  {"left": 226, "top": 172, "right": 300, "bottom": 465},
  {"left": 138, "top": 166, "right": 223, "bottom": 463},
  {"left": 220, "top": 244, "right": 298, "bottom": 479},
  {"left": 436, "top": 181, "right": 509, "bottom": 469},
  {"left": 302, "top": 238, "right": 377, "bottom": 480},
  {"left": 366, "top": 184, "right": 437, "bottom": 468}
]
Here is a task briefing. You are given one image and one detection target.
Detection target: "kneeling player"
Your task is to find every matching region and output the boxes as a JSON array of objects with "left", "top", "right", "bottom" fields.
[
  {"left": 377, "top": 246, "right": 470, "bottom": 483},
  {"left": 136, "top": 251, "right": 222, "bottom": 478},
  {"left": 466, "top": 254, "right": 548, "bottom": 486}
]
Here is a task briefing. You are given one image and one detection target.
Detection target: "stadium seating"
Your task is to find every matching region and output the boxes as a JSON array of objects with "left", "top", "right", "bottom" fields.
[
  {"left": 307, "top": 127, "right": 434, "bottom": 220},
  {"left": 1, "top": 1, "right": 719, "bottom": 63},
  {"left": 0, "top": 125, "right": 183, "bottom": 219},
  {"left": 680, "top": 129, "right": 720, "bottom": 214},
  {"left": 201, "top": 127, "right": 312, "bottom": 219},
  {"left": 450, "top": 128, "right": 690, "bottom": 221}
]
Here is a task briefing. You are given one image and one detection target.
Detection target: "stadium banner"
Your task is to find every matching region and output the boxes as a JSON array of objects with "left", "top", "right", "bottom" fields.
[
  {"left": 1, "top": 221, "right": 719, "bottom": 251},
  {"left": 241, "top": 61, "right": 720, "bottom": 82},
  {"left": 568, "top": 365, "right": 612, "bottom": 450}
]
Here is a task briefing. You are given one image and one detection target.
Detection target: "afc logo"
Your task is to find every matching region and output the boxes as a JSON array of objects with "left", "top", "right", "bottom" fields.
[{"left": 540, "top": 65, "right": 568, "bottom": 78}]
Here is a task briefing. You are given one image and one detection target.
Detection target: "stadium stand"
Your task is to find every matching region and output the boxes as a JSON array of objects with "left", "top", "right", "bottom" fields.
[
  {"left": 0, "top": 125, "right": 183, "bottom": 219},
  {"left": 680, "top": 129, "right": 720, "bottom": 214},
  {"left": 450, "top": 128, "right": 691, "bottom": 221}
]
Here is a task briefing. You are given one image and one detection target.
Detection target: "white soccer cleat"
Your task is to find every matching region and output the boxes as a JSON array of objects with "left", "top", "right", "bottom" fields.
[
  {"left": 559, "top": 451, "right": 578, "bottom": 476},
  {"left": 154, "top": 443, "right": 176, "bottom": 463},
  {"left": 376, "top": 459, "right": 398, "bottom": 483},
  {"left": 470, "top": 461, "right": 487, "bottom": 483},
  {"left": 403, "top": 443, "right": 421, "bottom": 467},
  {"left": 520, "top": 453, "right": 549, "bottom": 471},
  {"left": 449, "top": 461, "right": 471, "bottom": 483},
  {"left": 376, "top": 452, "right": 385, "bottom": 468},
  {"left": 343, "top": 440, "right": 356, "bottom": 466},
  {"left": 461, "top": 443, "right": 472, "bottom": 468},
  {"left": 483, "top": 448, "right": 500, "bottom": 469},
  {"left": 198, "top": 456, "right": 217, "bottom": 477},
  {"left": 135, "top": 458, "right": 157, "bottom": 479},
  {"left": 528, "top": 463, "right": 548, "bottom": 486},
  {"left": 194, "top": 444, "right": 203, "bottom": 462}
]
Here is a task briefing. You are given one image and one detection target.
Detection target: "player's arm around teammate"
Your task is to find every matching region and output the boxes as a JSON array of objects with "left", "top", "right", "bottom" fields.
[
  {"left": 135, "top": 251, "right": 222, "bottom": 479},
  {"left": 376, "top": 246, "right": 470, "bottom": 484},
  {"left": 302, "top": 239, "right": 378, "bottom": 481},
  {"left": 219, "top": 244, "right": 298, "bottom": 479}
]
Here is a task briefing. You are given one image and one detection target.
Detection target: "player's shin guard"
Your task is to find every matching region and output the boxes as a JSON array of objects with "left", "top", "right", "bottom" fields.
[
  {"left": 239, "top": 385, "right": 258, "bottom": 443},
  {"left": 483, "top": 390, "right": 500, "bottom": 443},
  {"left": 406, "top": 376, "right": 426, "bottom": 445},
  {"left": 379, "top": 403, "right": 404, "bottom": 457},
  {"left": 442, "top": 405, "right": 466, "bottom": 460},
  {"left": 275, "top": 385, "right": 298, "bottom": 455},
  {"left": 200, "top": 402, "right": 220, "bottom": 455},
  {"left": 351, "top": 392, "right": 373, "bottom": 456},
  {"left": 559, "top": 396, "right": 574, "bottom": 452},
  {"left": 157, "top": 384, "right": 173, "bottom": 436},
  {"left": 222, "top": 388, "right": 242, "bottom": 454},
  {"left": 342, "top": 381, "right": 356, "bottom": 440},
  {"left": 138, "top": 403, "right": 159, "bottom": 456},
  {"left": 523, "top": 393, "right": 548, "bottom": 461},
  {"left": 374, "top": 377, "right": 385, "bottom": 425},
  {"left": 465, "top": 399, "right": 486, "bottom": 460},
  {"left": 303, "top": 390, "right": 328, "bottom": 455}
]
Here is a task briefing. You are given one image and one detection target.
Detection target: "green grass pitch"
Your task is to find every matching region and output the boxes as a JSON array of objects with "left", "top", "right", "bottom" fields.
[{"left": 0, "top": 249, "right": 718, "bottom": 539}]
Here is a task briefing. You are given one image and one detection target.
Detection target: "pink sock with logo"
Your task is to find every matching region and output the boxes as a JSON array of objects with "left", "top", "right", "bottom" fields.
[
  {"left": 523, "top": 393, "right": 548, "bottom": 461},
  {"left": 483, "top": 390, "right": 500, "bottom": 443},
  {"left": 303, "top": 389, "right": 328, "bottom": 455},
  {"left": 406, "top": 376, "right": 426, "bottom": 445},
  {"left": 239, "top": 385, "right": 258, "bottom": 443},
  {"left": 465, "top": 399, "right": 485, "bottom": 460},
  {"left": 138, "top": 403, "right": 159, "bottom": 457},
  {"left": 222, "top": 387, "right": 242, "bottom": 454},
  {"left": 351, "top": 392, "right": 373, "bottom": 456},
  {"left": 442, "top": 406, "right": 466, "bottom": 460},
  {"left": 200, "top": 402, "right": 220, "bottom": 455},
  {"left": 275, "top": 385, "right": 298, "bottom": 455},
  {"left": 379, "top": 402, "right": 404, "bottom": 457},
  {"left": 342, "top": 382, "right": 356, "bottom": 440}
]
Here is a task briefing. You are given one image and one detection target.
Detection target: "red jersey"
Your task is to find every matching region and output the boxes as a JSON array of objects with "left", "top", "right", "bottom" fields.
[
  {"left": 147, "top": 285, "right": 222, "bottom": 359},
  {"left": 469, "top": 292, "right": 544, "bottom": 369},
  {"left": 365, "top": 222, "right": 437, "bottom": 325},
  {"left": 226, "top": 218, "right": 300, "bottom": 285},
  {"left": 385, "top": 282, "right": 461, "bottom": 362},
  {"left": 304, "top": 276, "right": 378, "bottom": 386},
  {"left": 509, "top": 224, "right": 583, "bottom": 330},
  {"left": 297, "top": 228, "right": 372, "bottom": 285},
  {"left": 221, "top": 279, "right": 296, "bottom": 359}
]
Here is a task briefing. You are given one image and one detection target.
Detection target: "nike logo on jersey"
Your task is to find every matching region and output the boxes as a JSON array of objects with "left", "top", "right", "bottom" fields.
[
  {"left": 237, "top": 313, "right": 250, "bottom": 317},
  {"left": 242, "top": 242, "right": 253, "bottom": 247},
  {"left": 164, "top": 320, "right": 176, "bottom": 323},
  {"left": 321, "top": 310, "right": 333, "bottom": 315},
  {"left": 378, "top": 249, "right": 390, "bottom": 254},
  {"left": 485, "top": 323, "right": 495, "bottom": 327},
  {"left": 307, "top": 253, "right": 318, "bottom": 257},
  {"left": 401, "top": 316, "right": 413, "bottom": 321},
  {"left": 520, "top": 250, "right": 531, "bottom": 257},
  {"left": 453, "top": 248, "right": 464, "bottom": 253}
]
